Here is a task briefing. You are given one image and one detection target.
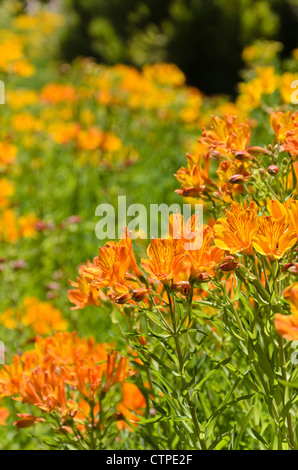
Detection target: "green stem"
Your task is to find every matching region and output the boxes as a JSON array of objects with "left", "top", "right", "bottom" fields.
[
  {"left": 166, "top": 288, "right": 207, "bottom": 450},
  {"left": 278, "top": 336, "right": 296, "bottom": 450}
]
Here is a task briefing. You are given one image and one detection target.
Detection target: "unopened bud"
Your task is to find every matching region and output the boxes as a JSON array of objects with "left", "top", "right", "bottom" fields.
[
  {"left": 234, "top": 151, "right": 254, "bottom": 161},
  {"left": 171, "top": 281, "right": 191, "bottom": 295},
  {"left": 66, "top": 215, "right": 81, "bottom": 225},
  {"left": 229, "top": 174, "right": 246, "bottom": 184},
  {"left": 10, "top": 260, "right": 26, "bottom": 270},
  {"left": 115, "top": 293, "right": 132, "bottom": 304},
  {"left": 46, "top": 282, "right": 61, "bottom": 291},
  {"left": 35, "top": 221, "right": 48, "bottom": 231},
  {"left": 218, "top": 257, "right": 238, "bottom": 272},
  {"left": 132, "top": 288, "right": 149, "bottom": 302},
  {"left": 210, "top": 151, "right": 222, "bottom": 159},
  {"left": 195, "top": 273, "right": 213, "bottom": 283},
  {"left": 288, "top": 264, "right": 298, "bottom": 275},
  {"left": 268, "top": 164, "right": 279, "bottom": 175},
  {"left": 247, "top": 146, "right": 270, "bottom": 156}
]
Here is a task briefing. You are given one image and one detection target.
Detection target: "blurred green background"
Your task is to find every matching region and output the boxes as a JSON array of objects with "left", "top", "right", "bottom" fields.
[{"left": 29, "top": 0, "right": 298, "bottom": 95}]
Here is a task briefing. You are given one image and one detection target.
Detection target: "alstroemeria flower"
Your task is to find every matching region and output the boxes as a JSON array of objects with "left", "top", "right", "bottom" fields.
[
  {"left": 252, "top": 215, "right": 297, "bottom": 260},
  {"left": 214, "top": 201, "right": 258, "bottom": 255},
  {"left": 275, "top": 284, "right": 298, "bottom": 341},
  {"left": 141, "top": 238, "right": 185, "bottom": 283}
]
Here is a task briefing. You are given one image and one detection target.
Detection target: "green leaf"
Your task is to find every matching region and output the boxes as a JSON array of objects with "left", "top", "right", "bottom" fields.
[
  {"left": 192, "top": 356, "right": 232, "bottom": 398},
  {"left": 250, "top": 428, "right": 269, "bottom": 449},
  {"left": 233, "top": 406, "right": 254, "bottom": 449}
]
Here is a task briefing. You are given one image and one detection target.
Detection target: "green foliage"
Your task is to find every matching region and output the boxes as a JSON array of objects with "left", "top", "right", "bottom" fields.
[{"left": 60, "top": 0, "right": 298, "bottom": 94}]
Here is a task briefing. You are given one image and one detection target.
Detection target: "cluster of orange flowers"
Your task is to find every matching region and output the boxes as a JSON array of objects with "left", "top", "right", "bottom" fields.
[
  {"left": 2, "top": 59, "right": 219, "bottom": 170},
  {"left": 83, "top": 61, "right": 203, "bottom": 122},
  {"left": 0, "top": 332, "right": 145, "bottom": 433},
  {"left": 0, "top": 140, "right": 39, "bottom": 242},
  {"left": 0, "top": 32, "right": 35, "bottom": 77},
  {"left": 175, "top": 114, "right": 257, "bottom": 201},
  {"left": 270, "top": 110, "right": 298, "bottom": 158},
  {"left": 0, "top": 297, "right": 67, "bottom": 335},
  {"left": 68, "top": 111, "right": 298, "bottom": 346},
  {"left": 175, "top": 112, "right": 298, "bottom": 203},
  {"left": 68, "top": 198, "right": 297, "bottom": 308}
]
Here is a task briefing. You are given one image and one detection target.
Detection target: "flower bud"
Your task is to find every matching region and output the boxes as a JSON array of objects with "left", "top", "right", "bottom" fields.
[
  {"left": 10, "top": 260, "right": 26, "bottom": 270},
  {"left": 195, "top": 273, "right": 213, "bottom": 283},
  {"left": 171, "top": 281, "right": 191, "bottom": 295},
  {"left": 268, "top": 164, "right": 279, "bottom": 175},
  {"left": 132, "top": 288, "right": 149, "bottom": 302},
  {"left": 247, "top": 146, "right": 270, "bottom": 156},
  {"left": 46, "top": 282, "right": 61, "bottom": 291},
  {"left": 286, "top": 264, "right": 298, "bottom": 274},
  {"left": 218, "top": 257, "right": 238, "bottom": 272},
  {"left": 210, "top": 151, "right": 222, "bottom": 159},
  {"left": 234, "top": 151, "right": 254, "bottom": 161},
  {"left": 66, "top": 215, "right": 81, "bottom": 225},
  {"left": 115, "top": 293, "right": 132, "bottom": 304},
  {"left": 35, "top": 221, "right": 48, "bottom": 231},
  {"left": 229, "top": 174, "right": 246, "bottom": 184}
]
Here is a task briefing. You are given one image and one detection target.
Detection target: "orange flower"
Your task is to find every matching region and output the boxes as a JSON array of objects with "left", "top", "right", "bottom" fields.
[
  {"left": 18, "top": 214, "right": 38, "bottom": 238},
  {"left": 20, "top": 297, "right": 67, "bottom": 335},
  {"left": 255, "top": 66, "right": 279, "bottom": 94},
  {"left": 68, "top": 260, "right": 105, "bottom": 310},
  {"left": 284, "top": 283, "right": 298, "bottom": 317},
  {"left": 175, "top": 154, "right": 215, "bottom": 198},
  {"left": 216, "top": 160, "right": 251, "bottom": 201},
  {"left": 1, "top": 331, "right": 139, "bottom": 436},
  {"left": 270, "top": 110, "right": 298, "bottom": 158},
  {"left": 84, "top": 228, "right": 142, "bottom": 293},
  {"left": 0, "top": 179, "right": 14, "bottom": 208},
  {"left": 19, "top": 366, "right": 78, "bottom": 417},
  {"left": 186, "top": 225, "right": 224, "bottom": 278},
  {"left": 143, "top": 63, "right": 186, "bottom": 87},
  {"left": 200, "top": 115, "right": 251, "bottom": 157},
  {"left": 73, "top": 356, "right": 105, "bottom": 400},
  {"left": 0, "top": 142, "right": 17, "bottom": 167},
  {"left": 0, "top": 209, "right": 19, "bottom": 243},
  {"left": 141, "top": 239, "right": 185, "bottom": 282},
  {"left": 119, "top": 227, "right": 144, "bottom": 278},
  {"left": 214, "top": 201, "right": 258, "bottom": 254},
  {"left": 0, "top": 405, "right": 9, "bottom": 426},
  {"left": 275, "top": 284, "right": 298, "bottom": 341},
  {"left": 14, "top": 414, "right": 45, "bottom": 429},
  {"left": 84, "top": 243, "right": 127, "bottom": 288},
  {"left": 267, "top": 198, "right": 290, "bottom": 220},
  {"left": 76, "top": 127, "right": 104, "bottom": 151},
  {"left": 270, "top": 110, "right": 298, "bottom": 144},
  {"left": 103, "top": 354, "right": 133, "bottom": 392},
  {"left": 252, "top": 216, "right": 296, "bottom": 260},
  {"left": 168, "top": 212, "right": 202, "bottom": 248},
  {"left": 40, "top": 83, "right": 76, "bottom": 104},
  {"left": 117, "top": 382, "right": 146, "bottom": 430},
  {"left": 283, "top": 134, "right": 298, "bottom": 159},
  {"left": 0, "top": 355, "right": 24, "bottom": 397},
  {"left": 274, "top": 314, "right": 298, "bottom": 341},
  {"left": 288, "top": 200, "right": 298, "bottom": 237}
]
